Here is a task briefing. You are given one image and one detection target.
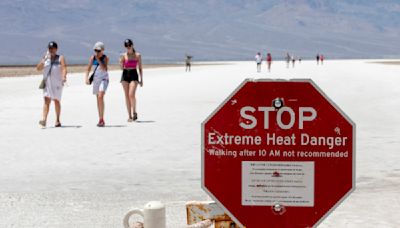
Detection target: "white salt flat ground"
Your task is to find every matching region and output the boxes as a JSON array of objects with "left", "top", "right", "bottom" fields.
[{"left": 0, "top": 60, "right": 399, "bottom": 227}]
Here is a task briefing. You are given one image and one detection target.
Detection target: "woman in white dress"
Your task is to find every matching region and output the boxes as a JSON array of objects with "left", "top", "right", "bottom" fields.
[{"left": 36, "top": 41, "right": 67, "bottom": 128}]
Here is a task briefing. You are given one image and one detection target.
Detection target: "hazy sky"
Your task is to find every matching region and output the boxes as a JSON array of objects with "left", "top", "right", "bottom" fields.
[{"left": 0, "top": 0, "right": 399, "bottom": 64}]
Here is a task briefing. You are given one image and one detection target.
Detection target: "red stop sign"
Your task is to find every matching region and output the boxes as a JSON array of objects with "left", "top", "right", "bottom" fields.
[{"left": 202, "top": 79, "right": 355, "bottom": 227}]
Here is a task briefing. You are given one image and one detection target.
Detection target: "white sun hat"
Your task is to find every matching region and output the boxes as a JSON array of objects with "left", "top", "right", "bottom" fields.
[{"left": 93, "top": 41, "right": 105, "bottom": 51}]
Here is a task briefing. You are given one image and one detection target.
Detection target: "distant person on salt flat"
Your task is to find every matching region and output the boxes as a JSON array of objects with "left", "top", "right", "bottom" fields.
[
  {"left": 85, "top": 41, "right": 109, "bottom": 127},
  {"left": 185, "top": 55, "right": 192, "bottom": 72},
  {"left": 320, "top": 54, "right": 325, "bottom": 65},
  {"left": 316, "top": 54, "right": 320, "bottom": 65},
  {"left": 36, "top": 41, "right": 67, "bottom": 128},
  {"left": 255, "top": 52, "right": 262, "bottom": 72},
  {"left": 286, "top": 53, "right": 291, "bottom": 68},
  {"left": 291, "top": 55, "right": 296, "bottom": 68},
  {"left": 266, "top": 53, "right": 272, "bottom": 72},
  {"left": 120, "top": 39, "right": 143, "bottom": 122}
]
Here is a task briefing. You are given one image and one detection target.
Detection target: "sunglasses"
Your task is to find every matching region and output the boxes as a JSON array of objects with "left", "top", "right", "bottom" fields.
[
  {"left": 124, "top": 44, "right": 132, "bottom": 48},
  {"left": 94, "top": 49, "right": 101, "bottom": 53}
]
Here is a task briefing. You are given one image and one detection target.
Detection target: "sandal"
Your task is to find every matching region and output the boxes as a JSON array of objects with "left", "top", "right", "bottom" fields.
[
  {"left": 39, "top": 120, "right": 46, "bottom": 128},
  {"left": 133, "top": 113, "right": 138, "bottom": 121},
  {"left": 55, "top": 122, "right": 62, "bottom": 127},
  {"left": 97, "top": 119, "right": 105, "bottom": 127}
]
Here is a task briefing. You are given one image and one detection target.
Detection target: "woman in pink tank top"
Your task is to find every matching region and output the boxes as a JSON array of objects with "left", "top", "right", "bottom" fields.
[{"left": 119, "top": 39, "right": 143, "bottom": 122}]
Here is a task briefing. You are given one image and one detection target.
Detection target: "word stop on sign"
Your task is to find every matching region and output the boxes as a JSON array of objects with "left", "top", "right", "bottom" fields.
[{"left": 239, "top": 106, "right": 317, "bottom": 130}]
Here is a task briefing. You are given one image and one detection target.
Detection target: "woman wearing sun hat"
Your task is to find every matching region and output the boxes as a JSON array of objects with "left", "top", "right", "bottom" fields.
[
  {"left": 85, "top": 41, "right": 109, "bottom": 127},
  {"left": 36, "top": 41, "right": 67, "bottom": 128}
]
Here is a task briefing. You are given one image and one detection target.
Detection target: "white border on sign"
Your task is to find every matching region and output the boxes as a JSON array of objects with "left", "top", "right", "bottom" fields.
[{"left": 201, "top": 78, "right": 356, "bottom": 228}]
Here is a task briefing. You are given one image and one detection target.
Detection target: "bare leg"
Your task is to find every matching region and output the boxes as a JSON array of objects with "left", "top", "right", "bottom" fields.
[
  {"left": 129, "top": 81, "right": 139, "bottom": 115},
  {"left": 54, "top": 99, "right": 61, "bottom": 124},
  {"left": 42, "top": 97, "right": 51, "bottom": 122},
  {"left": 97, "top": 92, "right": 105, "bottom": 120},
  {"left": 121, "top": 81, "right": 132, "bottom": 119}
]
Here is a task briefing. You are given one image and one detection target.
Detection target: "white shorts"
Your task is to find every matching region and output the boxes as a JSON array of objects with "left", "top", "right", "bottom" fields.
[{"left": 93, "top": 77, "right": 109, "bottom": 95}]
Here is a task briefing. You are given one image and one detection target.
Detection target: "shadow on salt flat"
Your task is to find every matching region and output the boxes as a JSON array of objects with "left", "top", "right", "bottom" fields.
[
  {"left": 135, "top": 120, "right": 156, "bottom": 123},
  {"left": 103, "top": 125, "right": 127, "bottom": 128},
  {"left": 46, "top": 125, "right": 83, "bottom": 129}
]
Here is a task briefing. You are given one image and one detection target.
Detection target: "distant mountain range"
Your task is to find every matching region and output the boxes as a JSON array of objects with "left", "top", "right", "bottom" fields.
[{"left": 0, "top": 0, "right": 399, "bottom": 64}]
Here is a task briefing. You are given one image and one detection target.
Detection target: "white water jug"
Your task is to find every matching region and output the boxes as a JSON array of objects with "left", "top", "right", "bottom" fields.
[{"left": 123, "top": 201, "right": 166, "bottom": 228}]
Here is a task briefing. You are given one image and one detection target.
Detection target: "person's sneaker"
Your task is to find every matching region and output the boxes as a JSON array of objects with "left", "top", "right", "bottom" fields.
[
  {"left": 39, "top": 120, "right": 46, "bottom": 128},
  {"left": 133, "top": 113, "right": 138, "bottom": 121},
  {"left": 97, "top": 119, "right": 105, "bottom": 127}
]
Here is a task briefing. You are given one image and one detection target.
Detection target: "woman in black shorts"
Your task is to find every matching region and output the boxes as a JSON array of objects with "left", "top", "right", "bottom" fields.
[{"left": 120, "top": 39, "right": 143, "bottom": 122}]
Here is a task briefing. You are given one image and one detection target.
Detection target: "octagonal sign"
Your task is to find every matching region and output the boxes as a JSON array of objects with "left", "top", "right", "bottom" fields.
[{"left": 202, "top": 79, "right": 355, "bottom": 228}]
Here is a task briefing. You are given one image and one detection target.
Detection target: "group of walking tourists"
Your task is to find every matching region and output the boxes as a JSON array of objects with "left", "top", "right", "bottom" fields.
[
  {"left": 316, "top": 53, "right": 325, "bottom": 65},
  {"left": 285, "top": 52, "right": 302, "bottom": 68},
  {"left": 36, "top": 39, "right": 143, "bottom": 128},
  {"left": 255, "top": 52, "right": 325, "bottom": 72},
  {"left": 255, "top": 52, "right": 273, "bottom": 72}
]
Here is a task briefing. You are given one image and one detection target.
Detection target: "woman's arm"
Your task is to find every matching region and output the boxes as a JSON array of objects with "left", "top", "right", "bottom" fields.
[
  {"left": 103, "top": 56, "right": 109, "bottom": 72},
  {"left": 119, "top": 54, "right": 125, "bottom": 70},
  {"left": 60, "top": 55, "right": 67, "bottom": 82},
  {"left": 137, "top": 53, "right": 143, "bottom": 86},
  {"left": 36, "top": 56, "right": 45, "bottom": 71},
  {"left": 85, "top": 56, "right": 94, "bottom": 85}
]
